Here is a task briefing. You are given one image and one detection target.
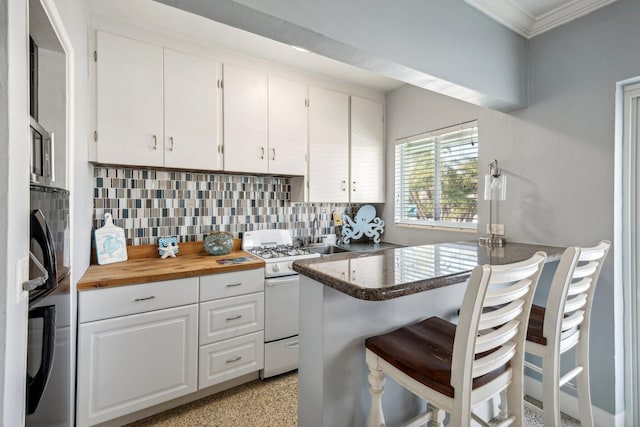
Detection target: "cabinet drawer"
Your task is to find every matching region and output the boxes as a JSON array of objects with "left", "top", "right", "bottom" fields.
[
  {"left": 200, "top": 269, "right": 264, "bottom": 301},
  {"left": 198, "top": 331, "right": 264, "bottom": 389},
  {"left": 200, "top": 292, "right": 264, "bottom": 345},
  {"left": 79, "top": 277, "right": 199, "bottom": 323}
]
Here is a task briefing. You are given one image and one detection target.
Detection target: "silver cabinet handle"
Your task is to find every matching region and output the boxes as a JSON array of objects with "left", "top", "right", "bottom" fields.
[
  {"left": 134, "top": 296, "right": 156, "bottom": 302},
  {"left": 341, "top": 180, "right": 346, "bottom": 191},
  {"left": 271, "top": 148, "right": 276, "bottom": 161},
  {"left": 226, "top": 314, "right": 242, "bottom": 321},
  {"left": 260, "top": 147, "right": 265, "bottom": 159},
  {"left": 353, "top": 181, "right": 357, "bottom": 192},
  {"left": 152, "top": 135, "right": 157, "bottom": 150},
  {"left": 226, "top": 282, "right": 242, "bottom": 287},
  {"left": 286, "top": 340, "right": 299, "bottom": 349},
  {"left": 169, "top": 136, "right": 174, "bottom": 151},
  {"left": 225, "top": 356, "right": 242, "bottom": 364}
]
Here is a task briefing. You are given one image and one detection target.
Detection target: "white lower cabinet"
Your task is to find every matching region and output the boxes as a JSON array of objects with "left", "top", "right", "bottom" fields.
[
  {"left": 198, "top": 331, "right": 264, "bottom": 389},
  {"left": 76, "top": 304, "right": 198, "bottom": 426},
  {"left": 76, "top": 269, "right": 265, "bottom": 426}
]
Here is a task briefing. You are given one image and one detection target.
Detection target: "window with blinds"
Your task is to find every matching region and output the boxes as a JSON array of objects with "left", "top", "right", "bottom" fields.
[{"left": 395, "top": 120, "right": 478, "bottom": 229}]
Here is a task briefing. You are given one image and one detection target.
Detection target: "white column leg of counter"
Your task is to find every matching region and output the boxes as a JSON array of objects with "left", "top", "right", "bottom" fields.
[{"left": 298, "top": 276, "right": 469, "bottom": 427}]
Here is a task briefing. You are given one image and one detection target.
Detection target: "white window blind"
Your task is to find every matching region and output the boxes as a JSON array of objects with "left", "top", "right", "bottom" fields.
[{"left": 395, "top": 120, "right": 478, "bottom": 229}]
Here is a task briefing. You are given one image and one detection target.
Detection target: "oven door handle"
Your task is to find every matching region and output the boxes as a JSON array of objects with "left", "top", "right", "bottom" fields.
[
  {"left": 30, "top": 209, "right": 57, "bottom": 293},
  {"left": 23, "top": 251, "right": 49, "bottom": 291},
  {"left": 265, "top": 276, "right": 299, "bottom": 287},
  {"left": 26, "top": 305, "right": 56, "bottom": 415}
]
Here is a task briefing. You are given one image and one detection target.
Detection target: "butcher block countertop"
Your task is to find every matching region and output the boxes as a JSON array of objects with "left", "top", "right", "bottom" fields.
[{"left": 78, "top": 240, "right": 264, "bottom": 291}]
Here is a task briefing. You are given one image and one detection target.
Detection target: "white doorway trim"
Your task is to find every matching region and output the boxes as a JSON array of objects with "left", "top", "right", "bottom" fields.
[{"left": 616, "top": 77, "right": 640, "bottom": 427}]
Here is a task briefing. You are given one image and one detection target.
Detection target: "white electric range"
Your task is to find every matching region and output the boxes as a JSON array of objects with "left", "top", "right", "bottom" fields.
[{"left": 242, "top": 229, "right": 319, "bottom": 378}]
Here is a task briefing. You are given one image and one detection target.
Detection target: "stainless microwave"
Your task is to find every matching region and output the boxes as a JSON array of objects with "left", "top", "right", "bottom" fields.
[{"left": 30, "top": 117, "right": 53, "bottom": 186}]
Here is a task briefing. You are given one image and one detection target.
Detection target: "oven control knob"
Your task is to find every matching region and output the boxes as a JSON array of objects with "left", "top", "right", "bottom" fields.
[{"left": 271, "top": 264, "right": 280, "bottom": 273}]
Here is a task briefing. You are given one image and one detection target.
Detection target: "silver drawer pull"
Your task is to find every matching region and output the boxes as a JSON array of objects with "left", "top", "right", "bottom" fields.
[
  {"left": 226, "top": 282, "right": 242, "bottom": 287},
  {"left": 286, "top": 340, "right": 299, "bottom": 349},
  {"left": 226, "top": 314, "right": 242, "bottom": 321},
  {"left": 134, "top": 296, "right": 156, "bottom": 302},
  {"left": 226, "top": 356, "right": 242, "bottom": 364}
]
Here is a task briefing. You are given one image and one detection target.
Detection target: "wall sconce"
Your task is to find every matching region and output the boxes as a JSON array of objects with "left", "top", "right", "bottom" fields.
[{"left": 479, "top": 159, "right": 507, "bottom": 247}]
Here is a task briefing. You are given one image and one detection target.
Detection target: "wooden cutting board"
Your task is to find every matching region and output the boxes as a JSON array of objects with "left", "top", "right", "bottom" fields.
[{"left": 94, "top": 213, "right": 128, "bottom": 265}]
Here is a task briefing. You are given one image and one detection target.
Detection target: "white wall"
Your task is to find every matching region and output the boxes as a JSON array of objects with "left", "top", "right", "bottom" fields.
[
  {"left": 384, "top": 0, "right": 640, "bottom": 416},
  {"left": 51, "top": 0, "right": 92, "bottom": 421},
  {"left": 0, "top": 0, "right": 31, "bottom": 424},
  {"left": 0, "top": 0, "right": 90, "bottom": 423}
]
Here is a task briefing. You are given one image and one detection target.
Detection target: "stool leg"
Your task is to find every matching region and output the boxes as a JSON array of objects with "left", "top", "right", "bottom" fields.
[
  {"left": 576, "top": 342, "right": 594, "bottom": 427},
  {"left": 543, "top": 351, "right": 561, "bottom": 427},
  {"left": 426, "top": 404, "right": 445, "bottom": 427},
  {"left": 367, "top": 358, "right": 386, "bottom": 427},
  {"left": 498, "top": 389, "right": 508, "bottom": 420}
]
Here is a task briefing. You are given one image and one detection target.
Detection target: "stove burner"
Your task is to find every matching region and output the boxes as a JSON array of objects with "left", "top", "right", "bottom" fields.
[{"left": 247, "top": 245, "right": 313, "bottom": 259}]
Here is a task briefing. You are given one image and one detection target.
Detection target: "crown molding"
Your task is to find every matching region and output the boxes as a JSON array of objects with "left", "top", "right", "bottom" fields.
[{"left": 465, "top": 0, "right": 620, "bottom": 38}]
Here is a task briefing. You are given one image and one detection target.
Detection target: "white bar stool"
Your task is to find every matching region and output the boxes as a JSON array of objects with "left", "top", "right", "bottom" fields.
[
  {"left": 523, "top": 241, "right": 610, "bottom": 427},
  {"left": 365, "top": 252, "right": 547, "bottom": 427}
]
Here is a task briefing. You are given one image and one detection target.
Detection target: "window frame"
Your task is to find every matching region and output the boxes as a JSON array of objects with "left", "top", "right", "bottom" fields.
[{"left": 394, "top": 120, "right": 479, "bottom": 231}]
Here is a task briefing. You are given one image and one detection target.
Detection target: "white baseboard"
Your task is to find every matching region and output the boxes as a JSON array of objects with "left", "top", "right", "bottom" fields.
[{"left": 524, "top": 377, "right": 624, "bottom": 427}]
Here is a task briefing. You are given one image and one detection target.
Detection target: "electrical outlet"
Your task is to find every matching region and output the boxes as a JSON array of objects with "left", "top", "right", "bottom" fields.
[{"left": 17, "top": 256, "right": 29, "bottom": 303}]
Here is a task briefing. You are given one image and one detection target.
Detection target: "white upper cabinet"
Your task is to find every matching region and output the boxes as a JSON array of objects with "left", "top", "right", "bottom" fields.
[
  {"left": 350, "top": 96, "right": 385, "bottom": 203},
  {"left": 223, "top": 67, "right": 307, "bottom": 175},
  {"left": 164, "top": 49, "right": 220, "bottom": 170},
  {"left": 308, "top": 86, "right": 350, "bottom": 203},
  {"left": 94, "top": 30, "right": 383, "bottom": 183},
  {"left": 96, "top": 31, "right": 164, "bottom": 167},
  {"left": 268, "top": 75, "right": 308, "bottom": 176},
  {"left": 95, "top": 31, "right": 221, "bottom": 170},
  {"left": 223, "top": 64, "right": 269, "bottom": 173}
]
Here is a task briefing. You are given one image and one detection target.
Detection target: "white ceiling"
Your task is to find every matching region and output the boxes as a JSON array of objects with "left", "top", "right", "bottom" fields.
[{"left": 464, "top": 0, "right": 620, "bottom": 38}]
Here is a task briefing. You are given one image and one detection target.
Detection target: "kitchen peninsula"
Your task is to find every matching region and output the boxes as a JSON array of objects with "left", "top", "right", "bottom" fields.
[{"left": 293, "top": 241, "right": 564, "bottom": 427}]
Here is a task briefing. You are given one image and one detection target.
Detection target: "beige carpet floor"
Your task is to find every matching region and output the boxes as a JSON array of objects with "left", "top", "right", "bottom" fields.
[{"left": 126, "top": 372, "right": 580, "bottom": 426}]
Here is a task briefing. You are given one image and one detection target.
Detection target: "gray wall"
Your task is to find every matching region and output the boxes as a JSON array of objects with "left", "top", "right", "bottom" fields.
[
  {"left": 384, "top": 0, "right": 640, "bottom": 416},
  {"left": 156, "top": 0, "right": 527, "bottom": 111}
]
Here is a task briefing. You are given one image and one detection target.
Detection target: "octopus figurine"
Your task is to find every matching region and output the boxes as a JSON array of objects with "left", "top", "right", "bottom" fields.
[{"left": 341, "top": 205, "right": 385, "bottom": 244}]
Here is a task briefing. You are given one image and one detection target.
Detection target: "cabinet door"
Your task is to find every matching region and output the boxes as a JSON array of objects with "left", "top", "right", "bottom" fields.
[
  {"left": 223, "top": 64, "right": 268, "bottom": 173},
  {"left": 350, "top": 96, "right": 385, "bottom": 203},
  {"left": 96, "top": 31, "right": 164, "bottom": 167},
  {"left": 308, "top": 86, "right": 349, "bottom": 202},
  {"left": 164, "top": 49, "right": 220, "bottom": 170},
  {"left": 268, "top": 75, "right": 307, "bottom": 175},
  {"left": 76, "top": 304, "right": 198, "bottom": 426}
]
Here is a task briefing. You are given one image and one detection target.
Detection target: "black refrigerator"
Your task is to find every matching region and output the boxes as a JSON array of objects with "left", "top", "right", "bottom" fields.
[{"left": 26, "top": 184, "right": 71, "bottom": 426}]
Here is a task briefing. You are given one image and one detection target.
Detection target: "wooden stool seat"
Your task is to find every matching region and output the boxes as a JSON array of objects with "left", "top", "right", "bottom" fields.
[
  {"left": 526, "top": 304, "right": 580, "bottom": 346},
  {"left": 526, "top": 304, "right": 547, "bottom": 345},
  {"left": 365, "top": 317, "right": 508, "bottom": 398}
]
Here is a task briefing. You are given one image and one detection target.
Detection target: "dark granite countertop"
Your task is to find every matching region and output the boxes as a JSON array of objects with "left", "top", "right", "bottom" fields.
[
  {"left": 292, "top": 241, "right": 565, "bottom": 301},
  {"left": 336, "top": 241, "right": 404, "bottom": 252}
]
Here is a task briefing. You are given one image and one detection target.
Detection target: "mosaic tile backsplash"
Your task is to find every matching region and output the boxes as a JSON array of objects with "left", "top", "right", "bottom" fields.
[{"left": 93, "top": 167, "right": 361, "bottom": 246}]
